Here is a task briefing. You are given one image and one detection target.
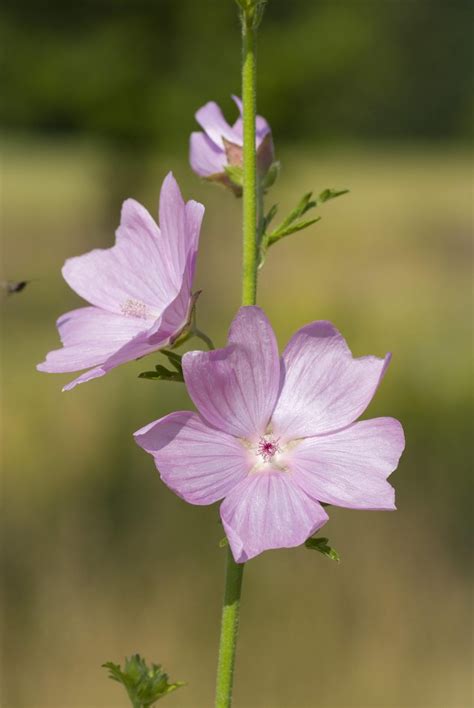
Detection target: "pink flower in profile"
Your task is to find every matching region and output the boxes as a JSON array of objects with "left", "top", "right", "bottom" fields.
[
  {"left": 135, "top": 307, "right": 405, "bottom": 563},
  {"left": 38, "top": 173, "right": 204, "bottom": 391},
  {"left": 189, "top": 96, "right": 274, "bottom": 193}
]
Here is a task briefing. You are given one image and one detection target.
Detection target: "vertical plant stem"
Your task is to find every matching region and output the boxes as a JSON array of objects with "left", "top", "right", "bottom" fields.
[
  {"left": 215, "top": 548, "right": 245, "bottom": 708},
  {"left": 215, "top": 6, "right": 261, "bottom": 708},
  {"left": 241, "top": 13, "right": 258, "bottom": 307}
]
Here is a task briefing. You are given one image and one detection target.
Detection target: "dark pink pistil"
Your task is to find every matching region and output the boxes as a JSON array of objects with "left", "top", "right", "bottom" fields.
[{"left": 257, "top": 437, "right": 280, "bottom": 462}]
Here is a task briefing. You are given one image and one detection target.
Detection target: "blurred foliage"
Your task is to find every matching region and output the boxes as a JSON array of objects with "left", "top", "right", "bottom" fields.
[{"left": 1, "top": 0, "right": 472, "bottom": 148}]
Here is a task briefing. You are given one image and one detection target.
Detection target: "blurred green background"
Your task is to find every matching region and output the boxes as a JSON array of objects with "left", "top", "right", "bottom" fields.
[{"left": 1, "top": 1, "right": 472, "bottom": 707}]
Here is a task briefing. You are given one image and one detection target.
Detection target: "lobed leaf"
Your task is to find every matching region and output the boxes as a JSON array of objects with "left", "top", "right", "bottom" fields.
[{"left": 103, "top": 654, "right": 184, "bottom": 707}]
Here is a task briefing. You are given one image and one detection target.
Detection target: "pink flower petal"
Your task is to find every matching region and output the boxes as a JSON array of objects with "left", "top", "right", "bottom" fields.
[
  {"left": 134, "top": 412, "right": 248, "bottom": 505},
  {"left": 195, "top": 101, "right": 241, "bottom": 148},
  {"left": 290, "top": 417, "right": 405, "bottom": 510},
  {"left": 221, "top": 471, "right": 329, "bottom": 562},
  {"left": 37, "top": 306, "right": 148, "bottom": 373},
  {"left": 189, "top": 132, "right": 227, "bottom": 177},
  {"left": 62, "top": 173, "right": 202, "bottom": 316},
  {"left": 183, "top": 306, "right": 281, "bottom": 438},
  {"left": 40, "top": 174, "right": 204, "bottom": 389},
  {"left": 62, "top": 366, "right": 106, "bottom": 391},
  {"left": 272, "top": 321, "right": 391, "bottom": 438}
]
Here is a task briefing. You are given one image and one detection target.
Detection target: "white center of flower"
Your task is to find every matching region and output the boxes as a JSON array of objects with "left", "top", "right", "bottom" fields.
[
  {"left": 121, "top": 298, "right": 150, "bottom": 319},
  {"left": 244, "top": 434, "right": 288, "bottom": 473}
]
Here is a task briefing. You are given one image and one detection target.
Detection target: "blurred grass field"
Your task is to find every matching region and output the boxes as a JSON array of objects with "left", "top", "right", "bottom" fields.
[{"left": 1, "top": 140, "right": 472, "bottom": 708}]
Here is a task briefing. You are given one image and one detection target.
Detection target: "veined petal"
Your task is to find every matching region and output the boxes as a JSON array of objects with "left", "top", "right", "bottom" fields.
[
  {"left": 272, "top": 321, "right": 391, "bottom": 439},
  {"left": 183, "top": 306, "right": 281, "bottom": 438},
  {"left": 158, "top": 172, "right": 188, "bottom": 281},
  {"left": 62, "top": 174, "right": 203, "bottom": 316},
  {"left": 63, "top": 206, "right": 168, "bottom": 316},
  {"left": 45, "top": 265, "right": 196, "bottom": 391},
  {"left": 134, "top": 412, "right": 248, "bottom": 505},
  {"left": 189, "top": 132, "right": 226, "bottom": 177},
  {"left": 195, "top": 101, "right": 241, "bottom": 148},
  {"left": 62, "top": 365, "right": 106, "bottom": 391},
  {"left": 37, "top": 306, "right": 148, "bottom": 373},
  {"left": 291, "top": 417, "right": 405, "bottom": 510},
  {"left": 221, "top": 472, "right": 329, "bottom": 563},
  {"left": 185, "top": 197, "right": 205, "bottom": 263}
]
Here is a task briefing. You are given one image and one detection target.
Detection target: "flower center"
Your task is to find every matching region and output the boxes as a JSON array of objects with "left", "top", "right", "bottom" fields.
[
  {"left": 121, "top": 298, "right": 150, "bottom": 319},
  {"left": 257, "top": 435, "right": 280, "bottom": 463}
]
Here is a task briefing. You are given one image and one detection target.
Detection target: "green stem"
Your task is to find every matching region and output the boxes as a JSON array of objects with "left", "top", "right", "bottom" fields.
[
  {"left": 215, "top": 7, "right": 261, "bottom": 708},
  {"left": 193, "top": 328, "right": 215, "bottom": 351},
  {"left": 214, "top": 549, "right": 245, "bottom": 708},
  {"left": 241, "top": 14, "right": 258, "bottom": 307}
]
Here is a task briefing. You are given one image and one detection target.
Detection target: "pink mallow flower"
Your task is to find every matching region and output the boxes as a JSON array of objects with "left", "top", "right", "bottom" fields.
[
  {"left": 135, "top": 306, "right": 405, "bottom": 563},
  {"left": 189, "top": 96, "right": 274, "bottom": 193},
  {"left": 38, "top": 173, "right": 204, "bottom": 391}
]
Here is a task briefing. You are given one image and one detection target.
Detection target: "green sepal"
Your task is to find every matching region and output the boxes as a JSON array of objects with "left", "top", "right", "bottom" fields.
[
  {"left": 262, "top": 160, "right": 280, "bottom": 190},
  {"left": 224, "top": 164, "right": 243, "bottom": 188},
  {"left": 102, "top": 654, "right": 184, "bottom": 707},
  {"left": 304, "top": 536, "right": 340, "bottom": 562},
  {"left": 235, "top": 0, "right": 267, "bottom": 28},
  {"left": 219, "top": 536, "right": 229, "bottom": 548}
]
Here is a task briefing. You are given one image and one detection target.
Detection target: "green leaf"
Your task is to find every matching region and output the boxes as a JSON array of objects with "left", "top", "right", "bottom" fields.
[
  {"left": 160, "top": 349, "right": 183, "bottom": 374},
  {"left": 277, "top": 192, "right": 316, "bottom": 231},
  {"left": 103, "top": 654, "right": 184, "bottom": 707},
  {"left": 259, "top": 186, "right": 349, "bottom": 264},
  {"left": 262, "top": 203, "right": 278, "bottom": 233},
  {"left": 318, "top": 187, "right": 349, "bottom": 203},
  {"left": 139, "top": 364, "right": 184, "bottom": 383},
  {"left": 304, "top": 537, "right": 340, "bottom": 562},
  {"left": 266, "top": 216, "right": 321, "bottom": 246}
]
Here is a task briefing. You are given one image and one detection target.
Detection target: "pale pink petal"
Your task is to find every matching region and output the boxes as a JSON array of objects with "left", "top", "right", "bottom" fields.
[
  {"left": 195, "top": 101, "right": 241, "bottom": 148},
  {"left": 153, "top": 253, "right": 194, "bottom": 342},
  {"left": 62, "top": 173, "right": 202, "bottom": 316},
  {"left": 189, "top": 132, "right": 227, "bottom": 177},
  {"left": 272, "top": 321, "right": 391, "bottom": 439},
  {"left": 117, "top": 194, "right": 182, "bottom": 294},
  {"left": 157, "top": 172, "right": 187, "bottom": 280},
  {"left": 62, "top": 366, "right": 106, "bottom": 391},
  {"left": 290, "top": 418, "right": 405, "bottom": 510},
  {"left": 134, "top": 412, "right": 248, "bottom": 505},
  {"left": 56, "top": 306, "right": 148, "bottom": 347},
  {"left": 221, "top": 472, "right": 329, "bottom": 563},
  {"left": 37, "top": 306, "right": 148, "bottom": 373},
  {"left": 63, "top": 208, "right": 167, "bottom": 315},
  {"left": 184, "top": 198, "right": 205, "bottom": 262},
  {"left": 183, "top": 306, "right": 281, "bottom": 438}
]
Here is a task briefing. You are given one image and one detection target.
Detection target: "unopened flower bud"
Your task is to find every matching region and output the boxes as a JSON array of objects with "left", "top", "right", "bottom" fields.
[{"left": 189, "top": 95, "right": 275, "bottom": 196}]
